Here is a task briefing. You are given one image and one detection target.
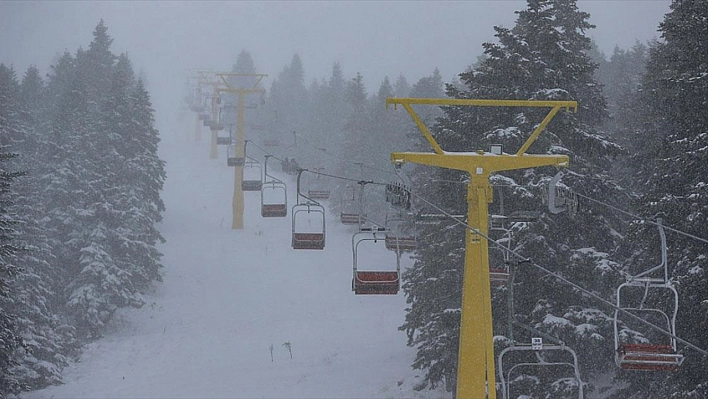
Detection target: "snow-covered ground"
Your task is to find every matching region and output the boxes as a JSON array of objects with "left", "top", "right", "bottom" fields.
[{"left": 24, "top": 112, "right": 448, "bottom": 399}]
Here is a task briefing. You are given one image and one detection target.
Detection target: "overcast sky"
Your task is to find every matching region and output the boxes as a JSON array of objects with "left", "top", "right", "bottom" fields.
[{"left": 1, "top": 1, "right": 671, "bottom": 124}]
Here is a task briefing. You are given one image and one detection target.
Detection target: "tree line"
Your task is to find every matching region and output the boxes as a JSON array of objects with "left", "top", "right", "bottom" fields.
[{"left": 0, "top": 20, "right": 165, "bottom": 396}]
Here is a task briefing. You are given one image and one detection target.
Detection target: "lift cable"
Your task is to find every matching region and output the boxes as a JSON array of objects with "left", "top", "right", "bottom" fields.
[
  {"left": 248, "top": 140, "right": 386, "bottom": 187},
  {"left": 247, "top": 141, "right": 706, "bottom": 355},
  {"left": 570, "top": 190, "right": 708, "bottom": 245},
  {"left": 388, "top": 167, "right": 708, "bottom": 356},
  {"left": 293, "top": 133, "right": 399, "bottom": 177}
]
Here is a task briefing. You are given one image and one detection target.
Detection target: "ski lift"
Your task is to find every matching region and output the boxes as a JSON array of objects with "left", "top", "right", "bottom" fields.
[
  {"left": 352, "top": 228, "right": 400, "bottom": 295},
  {"left": 340, "top": 185, "right": 361, "bottom": 225},
  {"left": 226, "top": 144, "right": 244, "bottom": 167},
  {"left": 260, "top": 155, "right": 287, "bottom": 218},
  {"left": 546, "top": 172, "right": 579, "bottom": 216},
  {"left": 242, "top": 157, "right": 263, "bottom": 191},
  {"left": 385, "top": 182, "right": 411, "bottom": 210},
  {"left": 210, "top": 119, "right": 224, "bottom": 131},
  {"left": 489, "top": 214, "right": 540, "bottom": 286},
  {"left": 415, "top": 206, "right": 464, "bottom": 225},
  {"left": 498, "top": 339, "right": 584, "bottom": 399},
  {"left": 613, "top": 219, "right": 684, "bottom": 371},
  {"left": 384, "top": 208, "right": 416, "bottom": 252},
  {"left": 216, "top": 132, "right": 232, "bottom": 146},
  {"left": 307, "top": 168, "right": 330, "bottom": 200},
  {"left": 497, "top": 263, "right": 584, "bottom": 398},
  {"left": 291, "top": 170, "right": 325, "bottom": 250},
  {"left": 263, "top": 138, "right": 280, "bottom": 147}
]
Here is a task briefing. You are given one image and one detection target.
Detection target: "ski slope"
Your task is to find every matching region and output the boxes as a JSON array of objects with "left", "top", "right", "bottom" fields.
[{"left": 24, "top": 114, "right": 448, "bottom": 399}]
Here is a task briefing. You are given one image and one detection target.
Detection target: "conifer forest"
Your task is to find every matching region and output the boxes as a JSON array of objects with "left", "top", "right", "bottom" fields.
[{"left": 1, "top": 1, "right": 706, "bottom": 398}]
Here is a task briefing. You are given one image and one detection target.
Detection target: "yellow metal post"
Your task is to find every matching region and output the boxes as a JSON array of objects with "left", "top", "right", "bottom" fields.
[
  {"left": 209, "top": 72, "right": 268, "bottom": 230},
  {"left": 388, "top": 98, "right": 576, "bottom": 399}
]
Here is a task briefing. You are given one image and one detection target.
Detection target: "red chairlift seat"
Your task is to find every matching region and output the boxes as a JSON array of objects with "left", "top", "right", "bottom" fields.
[
  {"left": 291, "top": 202, "right": 326, "bottom": 250},
  {"left": 292, "top": 233, "right": 325, "bottom": 250},
  {"left": 617, "top": 344, "right": 682, "bottom": 371},
  {"left": 242, "top": 180, "right": 262, "bottom": 191},
  {"left": 353, "top": 271, "right": 400, "bottom": 295},
  {"left": 489, "top": 267, "right": 509, "bottom": 287},
  {"left": 384, "top": 235, "right": 417, "bottom": 252},
  {"left": 340, "top": 213, "right": 360, "bottom": 225},
  {"left": 352, "top": 229, "right": 400, "bottom": 295},
  {"left": 308, "top": 190, "right": 331, "bottom": 200},
  {"left": 262, "top": 203, "right": 287, "bottom": 218}
]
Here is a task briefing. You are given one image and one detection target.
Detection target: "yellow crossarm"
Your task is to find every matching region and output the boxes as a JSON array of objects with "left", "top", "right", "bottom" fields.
[
  {"left": 387, "top": 97, "right": 575, "bottom": 399},
  {"left": 386, "top": 97, "right": 576, "bottom": 156}
]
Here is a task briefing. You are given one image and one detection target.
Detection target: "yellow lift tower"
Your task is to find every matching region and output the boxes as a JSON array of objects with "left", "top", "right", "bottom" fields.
[
  {"left": 212, "top": 72, "right": 268, "bottom": 230},
  {"left": 188, "top": 70, "right": 219, "bottom": 143},
  {"left": 388, "top": 98, "right": 577, "bottom": 399}
]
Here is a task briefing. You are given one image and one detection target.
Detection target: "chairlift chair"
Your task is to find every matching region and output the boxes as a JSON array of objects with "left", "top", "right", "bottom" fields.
[
  {"left": 260, "top": 155, "right": 287, "bottom": 217},
  {"left": 546, "top": 172, "right": 579, "bottom": 216},
  {"left": 210, "top": 120, "right": 224, "bottom": 131},
  {"left": 613, "top": 221, "right": 684, "bottom": 371},
  {"left": 226, "top": 145, "right": 244, "bottom": 167},
  {"left": 340, "top": 185, "right": 361, "bottom": 225},
  {"left": 384, "top": 209, "right": 416, "bottom": 252},
  {"left": 498, "top": 340, "right": 584, "bottom": 399},
  {"left": 291, "top": 169, "right": 326, "bottom": 250},
  {"left": 352, "top": 228, "right": 401, "bottom": 295},
  {"left": 307, "top": 168, "right": 331, "bottom": 200},
  {"left": 499, "top": 266, "right": 584, "bottom": 399},
  {"left": 264, "top": 138, "right": 280, "bottom": 147},
  {"left": 242, "top": 157, "right": 263, "bottom": 191},
  {"left": 261, "top": 180, "right": 287, "bottom": 217}
]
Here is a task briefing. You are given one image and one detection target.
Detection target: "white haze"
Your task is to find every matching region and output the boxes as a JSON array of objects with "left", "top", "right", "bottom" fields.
[{"left": 2, "top": 1, "right": 670, "bottom": 128}]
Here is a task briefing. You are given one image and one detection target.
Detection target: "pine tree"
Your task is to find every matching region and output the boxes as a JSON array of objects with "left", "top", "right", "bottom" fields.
[
  {"left": 401, "top": 1, "right": 628, "bottom": 394},
  {"left": 0, "top": 63, "right": 29, "bottom": 398},
  {"left": 2, "top": 63, "right": 78, "bottom": 391},
  {"left": 616, "top": 1, "right": 708, "bottom": 397}
]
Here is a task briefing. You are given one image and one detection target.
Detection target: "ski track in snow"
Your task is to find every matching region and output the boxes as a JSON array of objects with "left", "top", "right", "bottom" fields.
[{"left": 24, "top": 117, "right": 449, "bottom": 399}]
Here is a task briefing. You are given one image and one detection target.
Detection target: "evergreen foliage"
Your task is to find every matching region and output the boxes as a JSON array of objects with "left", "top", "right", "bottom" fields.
[
  {"left": 0, "top": 20, "right": 165, "bottom": 393},
  {"left": 616, "top": 1, "right": 708, "bottom": 397}
]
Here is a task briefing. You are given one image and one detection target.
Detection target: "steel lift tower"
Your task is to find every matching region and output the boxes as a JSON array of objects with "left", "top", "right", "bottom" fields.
[
  {"left": 388, "top": 98, "right": 577, "bottom": 399},
  {"left": 212, "top": 72, "right": 268, "bottom": 229}
]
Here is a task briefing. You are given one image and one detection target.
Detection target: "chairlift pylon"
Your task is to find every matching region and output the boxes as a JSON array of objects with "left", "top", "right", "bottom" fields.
[
  {"left": 352, "top": 228, "right": 400, "bottom": 295},
  {"left": 613, "top": 219, "right": 684, "bottom": 371}
]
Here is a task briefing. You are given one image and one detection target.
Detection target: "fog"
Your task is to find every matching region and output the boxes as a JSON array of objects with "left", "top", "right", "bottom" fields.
[{"left": 1, "top": 1, "right": 669, "bottom": 126}]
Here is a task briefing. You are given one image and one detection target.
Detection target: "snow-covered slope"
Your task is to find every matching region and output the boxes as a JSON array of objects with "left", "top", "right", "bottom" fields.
[{"left": 25, "top": 113, "right": 447, "bottom": 399}]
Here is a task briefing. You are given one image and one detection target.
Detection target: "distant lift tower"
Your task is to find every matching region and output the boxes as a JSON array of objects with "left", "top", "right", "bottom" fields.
[
  {"left": 189, "top": 69, "right": 218, "bottom": 143},
  {"left": 212, "top": 72, "right": 268, "bottom": 230},
  {"left": 388, "top": 98, "right": 577, "bottom": 399}
]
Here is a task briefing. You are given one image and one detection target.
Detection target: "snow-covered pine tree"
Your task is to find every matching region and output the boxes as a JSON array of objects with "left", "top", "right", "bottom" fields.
[
  {"left": 615, "top": 1, "right": 708, "bottom": 397},
  {"left": 0, "top": 63, "right": 78, "bottom": 391},
  {"left": 401, "top": 0, "right": 628, "bottom": 395},
  {"left": 0, "top": 63, "right": 29, "bottom": 398},
  {"left": 123, "top": 78, "right": 166, "bottom": 286}
]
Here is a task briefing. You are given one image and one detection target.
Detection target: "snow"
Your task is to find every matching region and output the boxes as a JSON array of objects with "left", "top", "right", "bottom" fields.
[{"left": 22, "top": 116, "right": 448, "bottom": 399}]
